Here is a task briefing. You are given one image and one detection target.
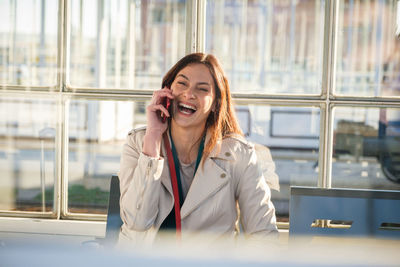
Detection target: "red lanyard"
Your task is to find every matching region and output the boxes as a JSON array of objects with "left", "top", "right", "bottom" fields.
[{"left": 163, "top": 133, "right": 182, "bottom": 236}]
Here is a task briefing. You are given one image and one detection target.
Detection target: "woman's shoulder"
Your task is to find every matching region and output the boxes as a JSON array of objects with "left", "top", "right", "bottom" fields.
[
  {"left": 220, "top": 134, "right": 255, "bottom": 154},
  {"left": 127, "top": 126, "right": 147, "bottom": 136},
  {"left": 126, "top": 126, "right": 147, "bottom": 147}
]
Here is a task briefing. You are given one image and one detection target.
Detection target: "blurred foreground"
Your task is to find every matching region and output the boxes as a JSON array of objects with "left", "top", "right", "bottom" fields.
[{"left": 1, "top": 232, "right": 399, "bottom": 267}]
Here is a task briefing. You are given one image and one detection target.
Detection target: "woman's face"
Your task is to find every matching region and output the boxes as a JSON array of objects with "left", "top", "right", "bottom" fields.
[{"left": 170, "top": 63, "right": 216, "bottom": 131}]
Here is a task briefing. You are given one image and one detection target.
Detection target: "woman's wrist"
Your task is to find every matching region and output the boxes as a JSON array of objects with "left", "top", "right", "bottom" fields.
[{"left": 142, "top": 130, "right": 163, "bottom": 158}]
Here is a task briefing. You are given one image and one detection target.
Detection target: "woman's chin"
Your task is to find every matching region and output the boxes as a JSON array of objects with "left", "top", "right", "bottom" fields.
[{"left": 172, "top": 116, "right": 206, "bottom": 131}]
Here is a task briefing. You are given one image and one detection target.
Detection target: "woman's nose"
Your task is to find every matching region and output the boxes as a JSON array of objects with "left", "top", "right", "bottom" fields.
[{"left": 184, "top": 86, "right": 196, "bottom": 99}]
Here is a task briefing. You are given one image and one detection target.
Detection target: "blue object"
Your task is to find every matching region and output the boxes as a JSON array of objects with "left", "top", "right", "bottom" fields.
[{"left": 289, "top": 186, "right": 400, "bottom": 238}]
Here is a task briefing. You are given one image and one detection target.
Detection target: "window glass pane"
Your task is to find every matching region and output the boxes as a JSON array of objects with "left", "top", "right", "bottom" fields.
[
  {"left": 238, "top": 104, "right": 320, "bottom": 222},
  {"left": 67, "top": 98, "right": 147, "bottom": 214},
  {"left": 205, "top": 0, "right": 325, "bottom": 94},
  {"left": 69, "top": 0, "right": 187, "bottom": 89},
  {"left": 332, "top": 106, "right": 400, "bottom": 189},
  {"left": 0, "top": 95, "right": 58, "bottom": 213},
  {"left": 0, "top": 0, "right": 58, "bottom": 87},
  {"left": 336, "top": 0, "right": 400, "bottom": 97}
]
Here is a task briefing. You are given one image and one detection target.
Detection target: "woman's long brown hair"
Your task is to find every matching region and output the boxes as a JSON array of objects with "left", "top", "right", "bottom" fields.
[{"left": 162, "top": 53, "right": 243, "bottom": 164}]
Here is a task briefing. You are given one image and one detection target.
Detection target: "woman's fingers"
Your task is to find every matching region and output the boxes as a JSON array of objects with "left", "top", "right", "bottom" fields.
[
  {"left": 147, "top": 104, "right": 170, "bottom": 119},
  {"left": 147, "top": 87, "right": 173, "bottom": 121},
  {"left": 147, "top": 87, "right": 173, "bottom": 123},
  {"left": 151, "top": 87, "right": 174, "bottom": 105}
]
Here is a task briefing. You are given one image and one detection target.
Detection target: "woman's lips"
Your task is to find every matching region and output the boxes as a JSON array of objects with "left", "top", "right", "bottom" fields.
[{"left": 177, "top": 102, "right": 197, "bottom": 115}]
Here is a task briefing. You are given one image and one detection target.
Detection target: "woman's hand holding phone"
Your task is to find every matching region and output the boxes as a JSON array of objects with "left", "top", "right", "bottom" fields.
[{"left": 142, "top": 87, "right": 173, "bottom": 158}]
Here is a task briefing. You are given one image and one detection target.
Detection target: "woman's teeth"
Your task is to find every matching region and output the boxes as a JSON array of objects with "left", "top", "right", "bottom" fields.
[{"left": 178, "top": 103, "right": 197, "bottom": 114}]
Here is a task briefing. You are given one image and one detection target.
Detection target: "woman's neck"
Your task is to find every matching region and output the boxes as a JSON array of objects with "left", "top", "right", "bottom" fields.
[{"left": 170, "top": 122, "right": 205, "bottom": 164}]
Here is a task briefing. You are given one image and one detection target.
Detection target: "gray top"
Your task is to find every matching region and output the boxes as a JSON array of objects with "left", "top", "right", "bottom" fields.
[{"left": 180, "top": 160, "right": 196, "bottom": 199}]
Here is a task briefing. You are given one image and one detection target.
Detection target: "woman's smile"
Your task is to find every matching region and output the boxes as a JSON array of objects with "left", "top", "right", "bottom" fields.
[{"left": 177, "top": 101, "right": 197, "bottom": 115}]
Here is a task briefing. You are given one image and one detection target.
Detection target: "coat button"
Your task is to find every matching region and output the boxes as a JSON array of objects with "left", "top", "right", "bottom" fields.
[
  {"left": 220, "top": 173, "right": 226, "bottom": 178},
  {"left": 225, "top": 152, "right": 231, "bottom": 157}
]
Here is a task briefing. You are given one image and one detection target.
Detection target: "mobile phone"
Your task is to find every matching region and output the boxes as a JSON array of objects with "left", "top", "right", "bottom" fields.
[{"left": 160, "top": 97, "right": 171, "bottom": 123}]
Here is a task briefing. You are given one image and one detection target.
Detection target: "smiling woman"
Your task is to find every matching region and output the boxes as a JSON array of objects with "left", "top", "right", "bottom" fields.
[
  {"left": 118, "top": 53, "right": 278, "bottom": 246},
  {"left": 167, "top": 64, "right": 217, "bottom": 165}
]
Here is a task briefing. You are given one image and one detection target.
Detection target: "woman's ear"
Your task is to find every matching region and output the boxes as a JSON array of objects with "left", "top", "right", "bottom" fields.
[{"left": 211, "top": 95, "right": 218, "bottom": 111}]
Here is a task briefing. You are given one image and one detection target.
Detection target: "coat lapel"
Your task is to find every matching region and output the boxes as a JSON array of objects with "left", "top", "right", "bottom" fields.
[
  {"left": 180, "top": 158, "right": 229, "bottom": 219},
  {"left": 180, "top": 141, "right": 235, "bottom": 219},
  {"left": 159, "top": 131, "right": 238, "bottom": 219}
]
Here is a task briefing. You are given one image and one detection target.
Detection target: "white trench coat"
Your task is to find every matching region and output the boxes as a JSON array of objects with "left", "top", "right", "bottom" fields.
[{"left": 118, "top": 127, "right": 278, "bottom": 246}]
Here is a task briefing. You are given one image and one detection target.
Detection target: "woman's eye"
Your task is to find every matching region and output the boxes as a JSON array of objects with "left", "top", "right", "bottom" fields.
[
  {"left": 199, "top": 87, "right": 209, "bottom": 92},
  {"left": 177, "top": 81, "right": 187, "bottom": 86}
]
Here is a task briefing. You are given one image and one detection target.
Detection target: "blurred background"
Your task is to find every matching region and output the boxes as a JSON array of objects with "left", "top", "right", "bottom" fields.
[{"left": 0, "top": 0, "right": 399, "bottom": 227}]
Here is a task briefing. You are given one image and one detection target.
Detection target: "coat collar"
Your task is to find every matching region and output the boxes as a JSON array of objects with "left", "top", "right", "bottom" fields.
[
  {"left": 159, "top": 129, "right": 236, "bottom": 219},
  {"left": 180, "top": 156, "right": 230, "bottom": 219}
]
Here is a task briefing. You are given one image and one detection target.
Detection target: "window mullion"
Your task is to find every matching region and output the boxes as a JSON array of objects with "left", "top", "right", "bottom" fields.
[
  {"left": 185, "top": 0, "right": 197, "bottom": 54},
  {"left": 57, "top": 0, "right": 68, "bottom": 219},
  {"left": 196, "top": 0, "right": 206, "bottom": 53},
  {"left": 58, "top": 0, "right": 67, "bottom": 92},
  {"left": 320, "top": 0, "right": 339, "bottom": 189}
]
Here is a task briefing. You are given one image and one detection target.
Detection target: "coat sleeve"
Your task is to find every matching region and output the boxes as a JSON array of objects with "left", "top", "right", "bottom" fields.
[
  {"left": 235, "top": 144, "right": 278, "bottom": 236},
  {"left": 118, "top": 130, "right": 165, "bottom": 231}
]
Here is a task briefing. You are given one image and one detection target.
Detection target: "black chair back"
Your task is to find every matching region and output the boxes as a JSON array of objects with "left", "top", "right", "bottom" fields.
[{"left": 104, "top": 175, "right": 123, "bottom": 245}]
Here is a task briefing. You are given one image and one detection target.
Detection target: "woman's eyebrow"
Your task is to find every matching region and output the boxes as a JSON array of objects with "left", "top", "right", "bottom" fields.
[
  {"left": 197, "top": 82, "right": 210, "bottom": 86},
  {"left": 177, "top": 74, "right": 189, "bottom": 80},
  {"left": 177, "top": 74, "right": 210, "bottom": 86}
]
